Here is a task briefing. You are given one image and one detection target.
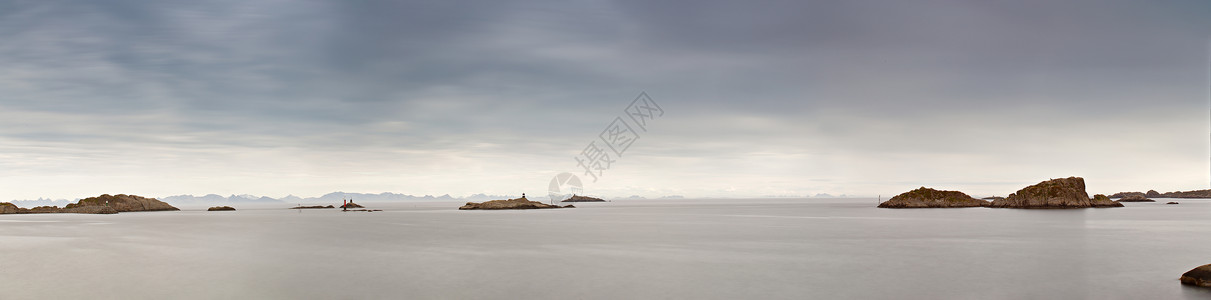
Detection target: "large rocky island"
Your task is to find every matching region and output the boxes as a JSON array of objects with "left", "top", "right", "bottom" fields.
[
  {"left": 0, "top": 194, "right": 179, "bottom": 215},
  {"left": 990, "top": 177, "right": 1122, "bottom": 208},
  {"left": 877, "top": 187, "right": 989, "bottom": 208},
  {"left": 460, "top": 196, "right": 572, "bottom": 210}
]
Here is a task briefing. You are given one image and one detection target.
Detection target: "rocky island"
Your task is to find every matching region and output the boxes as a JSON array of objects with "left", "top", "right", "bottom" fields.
[
  {"left": 561, "top": 195, "right": 606, "bottom": 202},
  {"left": 990, "top": 177, "right": 1122, "bottom": 208},
  {"left": 460, "top": 196, "right": 572, "bottom": 210},
  {"left": 290, "top": 205, "right": 335, "bottom": 209},
  {"left": 1181, "top": 264, "right": 1211, "bottom": 287},
  {"left": 208, "top": 206, "right": 236, "bottom": 211},
  {"left": 0, "top": 194, "right": 178, "bottom": 215},
  {"left": 877, "top": 187, "right": 989, "bottom": 208}
]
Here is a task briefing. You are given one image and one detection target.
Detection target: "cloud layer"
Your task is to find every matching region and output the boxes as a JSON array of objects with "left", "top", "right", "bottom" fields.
[{"left": 1, "top": 0, "right": 1209, "bottom": 199}]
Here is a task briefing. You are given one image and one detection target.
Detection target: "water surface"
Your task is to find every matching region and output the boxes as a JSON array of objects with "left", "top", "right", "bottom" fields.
[{"left": 2, "top": 198, "right": 1209, "bottom": 299}]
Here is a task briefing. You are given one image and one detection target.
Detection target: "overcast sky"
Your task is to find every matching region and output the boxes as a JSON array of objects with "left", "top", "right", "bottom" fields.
[{"left": 1, "top": 0, "right": 1209, "bottom": 200}]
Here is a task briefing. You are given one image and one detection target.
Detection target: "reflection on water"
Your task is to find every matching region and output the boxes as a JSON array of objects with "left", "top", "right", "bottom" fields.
[{"left": 1, "top": 199, "right": 1210, "bottom": 299}]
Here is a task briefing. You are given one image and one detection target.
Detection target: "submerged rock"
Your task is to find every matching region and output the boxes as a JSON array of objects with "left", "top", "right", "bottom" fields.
[
  {"left": 561, "top": 195, "right": 605, "bottom": 202},
  {"left": 460, "top": 196, "right": 566, "bottom": 210},
  {"left": 208, "top": 206, "right": 236, "bottom": 211},
  {"left": 1182, "top": 264, "right": 1211, "bottom": 287},
  {"left": 1116, "top": 194, "right": 1155, "bottom": 202},
  {"left": 878, "top": 187, "right": 989, "bottom": 208},
  {"left": 990, "top": 177, "right": 1123, "bottom": 208}
]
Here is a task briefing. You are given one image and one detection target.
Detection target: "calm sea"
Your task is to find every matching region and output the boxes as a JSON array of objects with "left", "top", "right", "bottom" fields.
[{"left": 1, "top": 198, "right": 1209, "bottom": 299}]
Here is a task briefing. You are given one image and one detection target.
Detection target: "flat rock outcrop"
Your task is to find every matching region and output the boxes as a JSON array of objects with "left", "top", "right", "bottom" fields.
[
  {"left": 561, "top": 195, "right": 605, "bottom": 202},
  {"left": 208, "top": 206, "right": 236, "bottom": 211},
  {"left": 1115, "top": 194, "right": 1155, "bottom": 202},
  {"left": 990, "top": 177, "right": 1123, "bottom": 208},
  {"left": 1181, "top": 264, "right": 1211, "bottom": 287},
  {"left": 290, "top": 205, "right": 334, "bottom": 209},
  {"left": 65, "top": 194, "right": 179, "bottom": 212},
  {"left": 460, "top": 196, "right": 571, "bottom": 210},
  {"left": 878, "top": 187, "right": 989, "bottom": 208}
]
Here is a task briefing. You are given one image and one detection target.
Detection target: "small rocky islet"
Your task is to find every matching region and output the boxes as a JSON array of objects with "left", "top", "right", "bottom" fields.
[
  {"left": 561, "top": 194, "right": 606, "bottom": 202},
  {"left": 207, "top": 206, "right": 236, "bottom": 211},
  {"left": 880, "top": 177, "right": 1122, "bottom": 209},
  {"left": 0, "top": 194, "right": 179, "bottom": 215}
]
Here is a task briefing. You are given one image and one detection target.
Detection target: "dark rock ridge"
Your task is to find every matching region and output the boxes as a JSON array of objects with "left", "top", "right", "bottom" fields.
[
  {"left": 1115, "top": 194, "right": 1155, "bottom": 202},
  {"left": 561, "top": 195, "right": 606, "bottom": 202},
  {"left": 459, "top": 197, "right": 572, "bottom": 210},
  {"left": 0, "top": 194, "right": 175, "bottom": 214},
  {"left": 1167, "top": 202, "right": 1179, "bottom": 205},
  {"left": 207, "top": 206, "right": 236, "bottom": 211},
  {"left": 990, "top": 177, "right": 1123, "bottom": 208},
  {"left": 878, "top": 187, "right": 989, "bottom": 208},
  {"left": 290, "top": 205, "right": 335, "bottom": 209},
  {"left": 1181, "top": 264, "right": 1211, "bottom": 287}
]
